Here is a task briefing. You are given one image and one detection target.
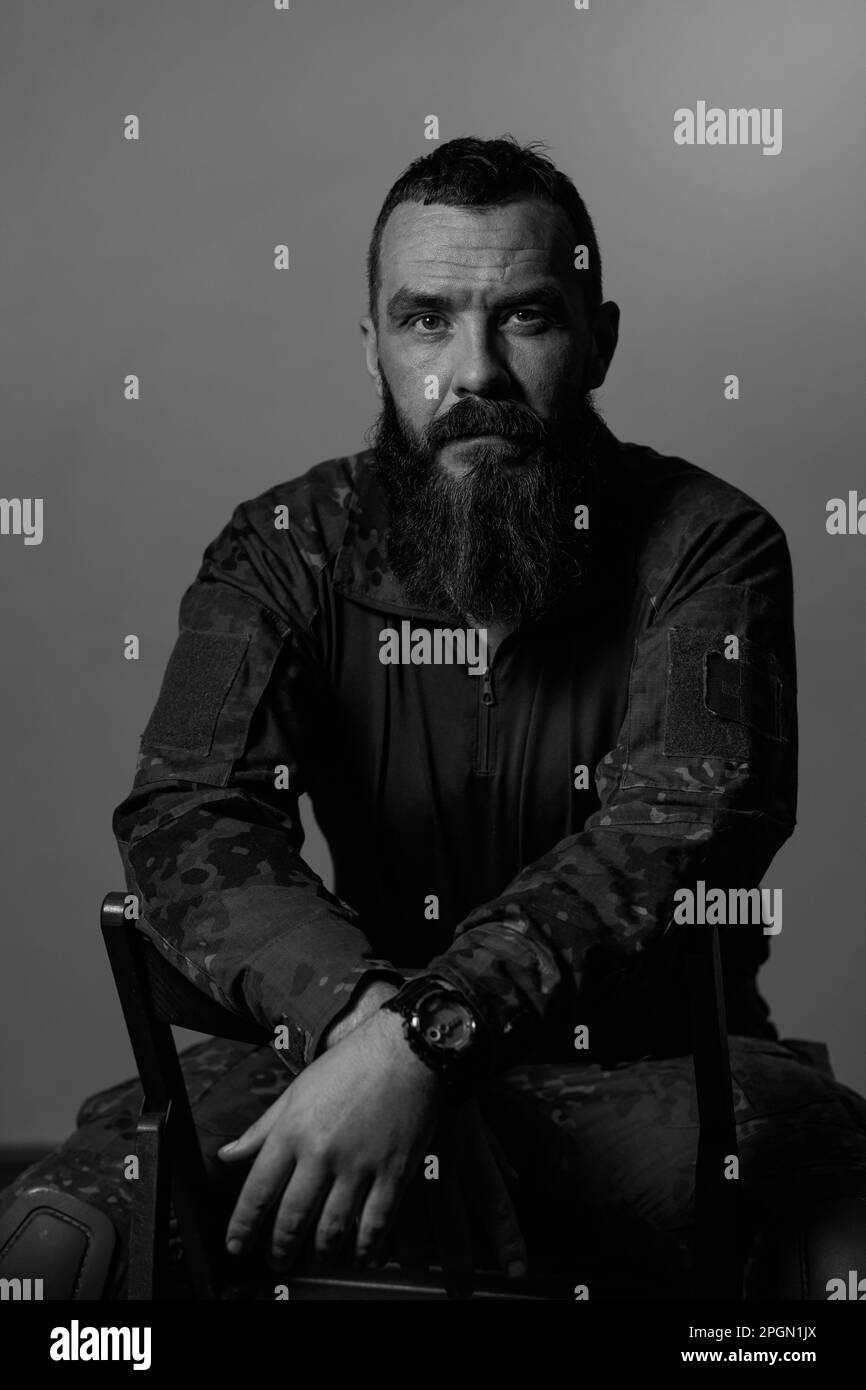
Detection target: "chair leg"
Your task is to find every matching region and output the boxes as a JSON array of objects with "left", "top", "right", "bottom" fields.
[
  {"left": 694, "top": 1131, "right": 742, "bottom": 1298},
  {"left": 128, "top": 1109, "right": 168, "bottom": 1301},
  {"left": 169, "top": 1119, "right": 220, "bottom": 1301},
  {"left": 685, "top": 925, "right": 743, "bottom": 1299},
  {"left": 131, "top": 1101, "right": 221, "bottom": 1300}
]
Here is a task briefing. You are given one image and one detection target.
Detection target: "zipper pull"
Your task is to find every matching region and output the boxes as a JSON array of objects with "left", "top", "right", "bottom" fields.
[{"left": 481, "top": 668, "right": 495, "bottom": 705}]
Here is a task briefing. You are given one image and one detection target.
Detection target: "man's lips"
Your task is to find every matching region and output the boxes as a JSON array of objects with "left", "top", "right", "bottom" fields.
[{"left": 443, "top": 431, "right": 534, "bottom": 444}]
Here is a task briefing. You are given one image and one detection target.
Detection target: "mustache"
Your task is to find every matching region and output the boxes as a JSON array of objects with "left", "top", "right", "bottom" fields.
[{"left": 424, "top": 397, "right": 548, "bottom": 450}]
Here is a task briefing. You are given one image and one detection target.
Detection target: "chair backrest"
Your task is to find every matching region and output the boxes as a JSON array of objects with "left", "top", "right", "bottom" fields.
[
  {"left": 101, "top": 892, "right": 270, "bottom": 1050},
  {"left": 101, "top": 891, "right": 740, "bottom": 1299},
  {"left": 100, "top": 891, "right": 273, "bottom": 1299}
]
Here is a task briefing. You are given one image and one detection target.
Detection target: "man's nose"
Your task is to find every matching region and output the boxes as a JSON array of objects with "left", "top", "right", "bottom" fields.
[{"left": 449, "top": 322, "right": 512, "bottom": 398}]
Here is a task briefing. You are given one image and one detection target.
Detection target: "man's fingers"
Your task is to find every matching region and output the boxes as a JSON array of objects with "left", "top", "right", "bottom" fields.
[
  {"left": 313, "top": 1174, "right": 371, "bottom": 1266},
  {"left": 268, "top": 1159, "right": 329, "bottom": 1268},
  {"left": 224, "top": 1136, "right": 297, "bottom": 1255},
  {"left": 355, "top": 1177, "right": 401, "bottom": 1267},
  {"left": 217, "top": 1094, "right": 285, "bottom": 1163}
]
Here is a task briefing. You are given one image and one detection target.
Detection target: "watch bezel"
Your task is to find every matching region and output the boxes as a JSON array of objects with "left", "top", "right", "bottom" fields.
[
  {"left": 381, "top": 977, "right": 482, "bottom": 1074},
  {"left": 409, "top": 992, "right": 478, "bottom": 1057}
]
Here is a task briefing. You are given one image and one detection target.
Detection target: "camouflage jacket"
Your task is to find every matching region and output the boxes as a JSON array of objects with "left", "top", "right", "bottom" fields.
[{"left": 113, "top": 423, "right": 797, "bottom": 1074}]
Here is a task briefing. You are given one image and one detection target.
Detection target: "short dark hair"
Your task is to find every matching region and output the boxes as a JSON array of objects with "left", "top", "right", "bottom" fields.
[{"left": 367, "top": 135, "right": 603, "bottom": 325}]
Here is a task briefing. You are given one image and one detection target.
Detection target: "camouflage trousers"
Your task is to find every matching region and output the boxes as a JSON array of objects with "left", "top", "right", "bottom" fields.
[{"left": 3, "top": 1034, "right": 866, "bottom": 1299}]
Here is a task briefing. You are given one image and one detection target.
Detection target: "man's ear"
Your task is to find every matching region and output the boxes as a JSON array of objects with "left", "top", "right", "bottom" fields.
[
  {"left": 360, "top": 315, "right": 383, "bottom": 396},
  {"left": 587, "top": 301, "right": 621, "bottom": 390}
]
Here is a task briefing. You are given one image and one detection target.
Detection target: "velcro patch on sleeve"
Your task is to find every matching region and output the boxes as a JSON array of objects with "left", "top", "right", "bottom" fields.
[
  {"left": 704, "top": 650, "right": 783, "bottom": 739},
  {"left": 142, "top": 629, "right": 250, "bottom": 756},
  {"left": 664, "top": 628, "right": 787, "bottom": 758}
]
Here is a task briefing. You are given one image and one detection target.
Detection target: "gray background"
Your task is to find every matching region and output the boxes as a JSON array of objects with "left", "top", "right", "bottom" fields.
[{"left": 2, "top": 0, "right": 864, "bottom": 1145}]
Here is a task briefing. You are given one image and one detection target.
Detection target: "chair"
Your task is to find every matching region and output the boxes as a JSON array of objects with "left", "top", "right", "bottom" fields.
[{"left": 100, "top": 891, "right": 742, "bottom": 1300}]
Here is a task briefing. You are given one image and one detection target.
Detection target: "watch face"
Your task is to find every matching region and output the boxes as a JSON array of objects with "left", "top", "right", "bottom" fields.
[{"left": 415, "top": 994, "right": 476, "bottom": 1054}]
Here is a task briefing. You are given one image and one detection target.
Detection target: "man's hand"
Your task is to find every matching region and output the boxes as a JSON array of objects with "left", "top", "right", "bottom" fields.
[
  {"left": 218, "top": 1006, "right": 440, "bottom": 1269},
  {"left": 322, "top": 980, "right": 528, "bottom": 1285}
]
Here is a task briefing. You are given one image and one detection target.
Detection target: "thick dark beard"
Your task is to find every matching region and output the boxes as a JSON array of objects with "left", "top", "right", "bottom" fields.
[{"left": 367, "top": 378, "right": 606, "bottom": 625}]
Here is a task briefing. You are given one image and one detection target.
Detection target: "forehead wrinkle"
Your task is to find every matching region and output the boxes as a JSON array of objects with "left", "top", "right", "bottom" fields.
[
  {"left": 400, "top": 247, "right": 552, "bottom": 271},
  {"left": 388, "top": 280, "right": 572, "bottom": 323},
  {"left": 377, "top": 202, "right": 584, "bottom": 317},
  {"left": 393, "top": 268, "right": 550, "bottom": 303},
  {"left": 388, "top": 249, "right": 569, "bottom": 304}
]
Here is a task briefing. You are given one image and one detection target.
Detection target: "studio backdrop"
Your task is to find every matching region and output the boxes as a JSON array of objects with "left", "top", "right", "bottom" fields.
[{"left": 1, "top": 0, "right": 864, "bottom": 1147}]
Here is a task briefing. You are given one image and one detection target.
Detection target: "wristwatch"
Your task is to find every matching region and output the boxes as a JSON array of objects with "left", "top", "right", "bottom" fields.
[{"left": 380, "top": 976, "right": 484, "bottom": 1087}]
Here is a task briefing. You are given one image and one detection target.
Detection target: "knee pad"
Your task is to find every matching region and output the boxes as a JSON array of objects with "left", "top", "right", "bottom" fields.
[
  {"left": 0, "top": 1186, "right": 117, "bottom": 1300},
  {"left": 744, "top": 1192, "right": 866, "bottom": 1300}
]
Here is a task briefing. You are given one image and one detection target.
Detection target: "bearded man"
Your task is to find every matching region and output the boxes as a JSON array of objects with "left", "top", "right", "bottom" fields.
[{"left": 4, "top": 136, "right": 866, "bottom": 1301}]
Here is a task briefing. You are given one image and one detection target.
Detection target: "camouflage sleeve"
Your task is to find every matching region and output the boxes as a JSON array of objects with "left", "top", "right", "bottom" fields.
[
  {"left": 426, "top": 502, "right": 797, "bottom": 1066},
  {"left": 112, "top": 501, "right": 399, "bottom": 1073}
]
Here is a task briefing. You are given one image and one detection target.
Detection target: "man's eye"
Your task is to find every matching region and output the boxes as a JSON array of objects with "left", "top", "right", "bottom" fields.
[
  {"left": 507, "top": 309, "right": 548, "bottom": 327},
  {"left": 411, "top": 314, "right": 445, "bottom": 332}
]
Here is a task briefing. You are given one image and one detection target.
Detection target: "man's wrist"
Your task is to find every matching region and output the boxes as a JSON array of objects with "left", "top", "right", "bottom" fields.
[
  {"left": 371, "top": 1003, "right": 445, "bottom": 1084},
  {"left": 321, "top": 977, "right": 403, "bottom": 1052}
]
